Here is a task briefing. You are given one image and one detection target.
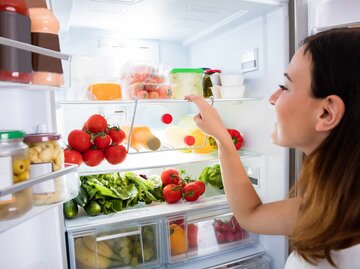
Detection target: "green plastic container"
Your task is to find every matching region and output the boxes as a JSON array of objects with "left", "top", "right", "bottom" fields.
[{"left": 169, "top": 68, "right": 203, "bottom": 99}]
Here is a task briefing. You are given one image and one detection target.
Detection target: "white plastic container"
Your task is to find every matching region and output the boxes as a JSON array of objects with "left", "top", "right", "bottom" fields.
[
  {"left": 220, "top": 85, "right": 246, "bottom": 99},
  {"left": 220, "top": 73, "right": 244, "bottom": 86}
]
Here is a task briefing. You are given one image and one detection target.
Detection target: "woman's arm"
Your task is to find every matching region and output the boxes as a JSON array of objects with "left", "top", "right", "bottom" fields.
[{"left": 186, "top": 95, "right": 301, "bottom": 235}]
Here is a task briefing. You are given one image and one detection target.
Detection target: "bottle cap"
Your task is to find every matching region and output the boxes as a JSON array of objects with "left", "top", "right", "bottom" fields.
[
  {"left": 25, "top": 0, "right": 48, "bottom": 8},
  {"left": 146, "top": 136, "right": 161, "bottom": 151},
  {"left": 161, "top": 113, "right": 173, "bottom": 124},
  {"left": 184, "top": 135, "right": 195, "bottom": 146}
]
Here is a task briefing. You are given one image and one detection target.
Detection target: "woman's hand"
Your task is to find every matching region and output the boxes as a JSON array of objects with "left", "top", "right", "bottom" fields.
[{"left": 185, "top": 95, "right": 229, "bottom": 142}]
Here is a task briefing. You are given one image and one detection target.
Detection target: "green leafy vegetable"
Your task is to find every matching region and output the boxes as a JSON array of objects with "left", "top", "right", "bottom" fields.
[{"left": 200, "top": 164, "right": 223, "bottom": 189}]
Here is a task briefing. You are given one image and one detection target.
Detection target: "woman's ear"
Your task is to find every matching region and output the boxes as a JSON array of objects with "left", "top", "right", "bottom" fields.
[{"left": 315, "top": 95, "right": 345, "bottom": 132}]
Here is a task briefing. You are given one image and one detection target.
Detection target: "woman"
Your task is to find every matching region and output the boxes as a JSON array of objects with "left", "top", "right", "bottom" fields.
[{"left": 186, "top": 28, "right": 360, "bottom": 268}]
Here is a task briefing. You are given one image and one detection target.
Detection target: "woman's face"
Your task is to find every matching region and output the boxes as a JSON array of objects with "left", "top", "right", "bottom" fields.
[{"left": 269, "top": 47, "right": 325, "bottom": 155}]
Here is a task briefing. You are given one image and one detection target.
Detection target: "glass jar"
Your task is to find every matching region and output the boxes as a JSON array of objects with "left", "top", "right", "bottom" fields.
[
  {"left": 0, "top": 0, "right": 32, "bottom": 83},
  {"left": 0, "top": 130, "right": 32, "bottom": 220},
  {"left": 169, "top": 68, "right": 203, "bottom": 99},
  {"left": 203, "top": 69, "right": 221, "bottom": 98},
  {"left": 24, "top": 133, "right": 66, "bottom": 205}
]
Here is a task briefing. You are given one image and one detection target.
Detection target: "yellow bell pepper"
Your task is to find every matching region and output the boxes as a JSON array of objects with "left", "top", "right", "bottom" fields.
[
  {"left": 169, "top": 224, "right": 187, "bottom": 255},
  {"left": 191, "top": 129, "right": 216, "bottom": 154}
]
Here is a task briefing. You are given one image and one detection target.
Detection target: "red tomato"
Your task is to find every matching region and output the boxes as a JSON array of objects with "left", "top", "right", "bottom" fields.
[
  {"left": 64, "top": 149, "right": 83, "bottom": 166},
  {"left": 194, "top": 180, "right": 206, "bottom": 196},
  {"left": 104, "top": 145, "right": 127, "bottom": 164},
  {"left": 68, "top": 129, "right": 92, "bottom": 152},
  {"left": 94, "top": 133, "right": 112, "bottom": 151},
  {"left": 107, "top": 127, "right": 126, "bottom": 145},
  {"left": 163, "top": 184, "right": 182, "bottom": 204},
  {"left": 183, "top": 182, "right": 200, "bottom": 202},
  {"left": 187, "top": 224, "right": 198, "bottom": 249},
  {"left": 82, "top": 149, "right": 104, "bottom": 166},
  {"left": 161, "top": 168, "right": 180, "bottom": 186},
  {"left": 86, "top": 114, "right": 108, "bottom": 133}
]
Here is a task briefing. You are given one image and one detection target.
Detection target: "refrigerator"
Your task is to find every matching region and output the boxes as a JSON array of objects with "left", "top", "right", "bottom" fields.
[{"left": 1, "top": 0, "right": 359, "bottom": 268}]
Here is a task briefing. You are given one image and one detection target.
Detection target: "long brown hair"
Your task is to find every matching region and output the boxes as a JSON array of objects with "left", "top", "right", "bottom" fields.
[{"left": 290, "top": 28, "right": 360, "bottom": 266}]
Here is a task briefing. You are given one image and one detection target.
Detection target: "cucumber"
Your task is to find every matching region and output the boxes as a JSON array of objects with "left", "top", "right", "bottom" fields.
[
  {"left": 84, "top": 200, "right": 102, "bottom": 216},
  {"left": 73, "top": 186, "right": 89, "bottom": 207},
  {"left": 63, "top": 200, "right": 78, "bottom": 219}
]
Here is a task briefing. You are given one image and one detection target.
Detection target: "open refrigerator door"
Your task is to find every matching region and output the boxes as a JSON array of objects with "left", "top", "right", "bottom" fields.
[{"left": 4, "top": 0, "right": 358, "bottom": 268}]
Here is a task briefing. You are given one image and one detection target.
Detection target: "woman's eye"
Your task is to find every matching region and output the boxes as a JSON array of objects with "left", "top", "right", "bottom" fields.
[{"left": 278, "top": 84, "right": 288, "bottom": 91}]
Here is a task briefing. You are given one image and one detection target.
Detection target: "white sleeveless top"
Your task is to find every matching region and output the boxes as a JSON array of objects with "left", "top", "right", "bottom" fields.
[{"left": 284, "top": 244, "right": 360, "bottom": 269}]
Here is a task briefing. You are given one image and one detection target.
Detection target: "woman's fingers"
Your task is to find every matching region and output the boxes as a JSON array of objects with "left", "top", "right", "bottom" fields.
[{"left": 185, "top": 95, "right": 210, "bottom": 111}]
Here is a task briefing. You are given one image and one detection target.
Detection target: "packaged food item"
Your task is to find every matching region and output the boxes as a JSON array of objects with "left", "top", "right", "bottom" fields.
[
  {"left": 123, "top": 63, "right": 172, "bottom": 99},
  {"left": 0, "top": 0, "right": 32, "bottom": 83},
  {"left": 0, "top": 130, "right": 32, "bottom": 220},
  {"left": 24, "top": 133, "right": 66, "bottom": 205},
  {"left": 169, "top": 68, "right": 203, "bottom": 99},
  {"left": 28, "top": 0, "right": 64, "bottom": 86},
  {"left": 87, "top": 83, "right": 122, "bottom": 100},
  {"left": 122, "top": 126, "right": 161, "bottom": 151},
  {"left": 203, "top": 69, "right": 221, "bottom": 97}
]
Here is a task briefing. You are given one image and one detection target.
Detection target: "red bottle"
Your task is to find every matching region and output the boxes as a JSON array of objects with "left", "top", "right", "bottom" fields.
[{"left": 0, "top": 0, "right": 32, "bottom": 83}]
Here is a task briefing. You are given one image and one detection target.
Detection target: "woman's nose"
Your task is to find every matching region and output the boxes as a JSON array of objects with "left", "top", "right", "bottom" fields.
[{"left": 268, "top": 88, "right": 281, "bottom": 106}]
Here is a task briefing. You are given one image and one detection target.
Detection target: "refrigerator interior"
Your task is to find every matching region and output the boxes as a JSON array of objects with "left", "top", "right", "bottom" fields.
[{"left": 0, "top": 0, "right": 298, "bottom": 268}]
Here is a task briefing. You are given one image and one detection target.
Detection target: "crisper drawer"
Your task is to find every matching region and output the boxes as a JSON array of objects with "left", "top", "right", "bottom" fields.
[
  {"left": 211, "top": 254, "right": 272, "bottom": 269},
  {"left": 165, "top": 212, "right": 257, "bottom": 265},
  {"left": 67, "top": 220, "right": 162, "bottom": 269}
]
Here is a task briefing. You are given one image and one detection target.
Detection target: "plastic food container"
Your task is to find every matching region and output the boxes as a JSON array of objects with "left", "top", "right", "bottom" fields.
[
  {"left": 169, "top": 68, "right": 203, "bottom": 99},
  {"left": 220, "top": 73, "right": 244, "bottom": 86},
  {"left": 24, "top": 133, "right": 67, "bottom": 205},
  {"left": 86, "top": 83, "right": 122, "bottom": 100},
  {"left": 124, "top": 63, "right": 172, "bottom": 99},
  {"left": 0, "top": 130, "right": 32, "bottom": 220},
  {"left": 127, "top": 82, "right": 172, "bottom": 99},
  {"left": 220, "top": 85, "right": 246, "bottom": 99}
]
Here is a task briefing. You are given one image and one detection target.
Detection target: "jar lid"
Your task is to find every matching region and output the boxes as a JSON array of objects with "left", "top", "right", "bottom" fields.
[
  {"left": 0, "top": 130, "right": 26, "bottom": 140},
  {"left": 170, "top": 68, "right": 204, "bottom": 74},
  {"left": 205, "top": 69, "right": 221, "bottom": 74},
  {"left": 24, "top": 133, "right": 61, "bottom": 143}
]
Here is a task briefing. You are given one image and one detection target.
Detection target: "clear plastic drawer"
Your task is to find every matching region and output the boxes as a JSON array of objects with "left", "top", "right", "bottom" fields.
[
  {"left": 166, "top": 213, "right": 257, "bottom": 264},
  {"left": 68, "top": 220, "right": 162, "bottom": 269}
]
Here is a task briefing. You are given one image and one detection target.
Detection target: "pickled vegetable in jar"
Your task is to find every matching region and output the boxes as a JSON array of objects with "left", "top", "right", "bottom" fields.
[
  {"left": 0, "top": 130, "right": 32, "bottom": 220},
  {"left": 24, "top": 133, "right": 66, "bottom": 205},
  {"left": 203, "top": 69, "right": 221, "bottom": 98}
]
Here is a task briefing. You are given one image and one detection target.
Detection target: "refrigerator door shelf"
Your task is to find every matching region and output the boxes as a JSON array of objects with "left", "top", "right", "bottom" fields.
[
  {"left": 0, "top": 36, "right": 71, "bottom": 89},
  {"left": 0, "top": 164, "right": 79, "bottom": 233},
  {"left": 67, "top": 219, "right": 162, "bottom": 269},
  {"left": 166, "top": 212, "right": 257, "bottom": 265}
]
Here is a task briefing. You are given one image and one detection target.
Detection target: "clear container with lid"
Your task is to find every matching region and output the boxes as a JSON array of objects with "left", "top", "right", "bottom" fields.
[
  {"left": 169, "top": 68, "right": 203, "bottom": 99},
  {"left": 0, "top": 130, "right": 32, "bottom": 220},
  {"left": 24, "top": 133, "right": 66, "bottom": 205}
]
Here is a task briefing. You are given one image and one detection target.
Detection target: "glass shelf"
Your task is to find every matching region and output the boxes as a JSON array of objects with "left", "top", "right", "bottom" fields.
[
  {"left": 0, "top": 165, "right": 79, "bottom": 233},
  {"left": 77, "top": 150, "right": 261, "bottom": 176},
  {"left": 0, "top": 36, "right": 71, "bottom": 89},
  {"left": 56, "top": 97, "right": 261, "bottom": 105},
  {"left": 66, "top": 194, "right": 229, "bottom": 232}
]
